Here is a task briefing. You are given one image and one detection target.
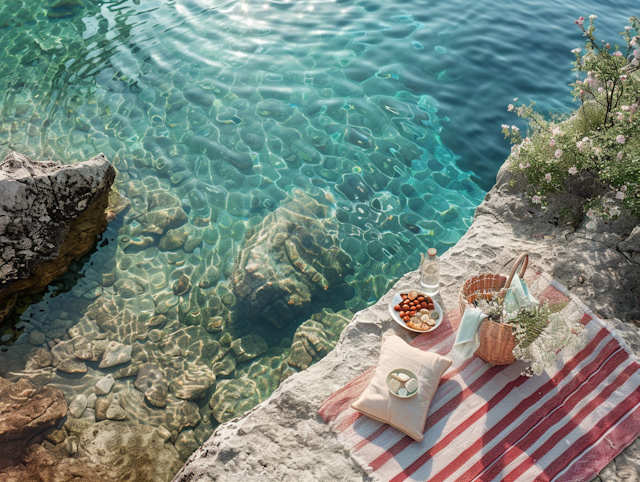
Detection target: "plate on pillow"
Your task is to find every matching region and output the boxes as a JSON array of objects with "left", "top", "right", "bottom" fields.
[
  {"left": 388, "top": 290, "right": 443, "bottom": 333},
  {"left": 386, "top": 368, "right": 418, "bottom": 398}
]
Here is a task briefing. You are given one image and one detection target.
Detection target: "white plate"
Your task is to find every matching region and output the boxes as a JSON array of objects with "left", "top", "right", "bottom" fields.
[{"left": 388, "top": 290, "right": 444, "bottom": 333}]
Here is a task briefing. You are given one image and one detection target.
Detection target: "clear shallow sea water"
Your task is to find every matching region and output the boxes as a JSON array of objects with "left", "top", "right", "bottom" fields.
[{"left": 0, "top": 0, "right": 636, "bottom": 466}]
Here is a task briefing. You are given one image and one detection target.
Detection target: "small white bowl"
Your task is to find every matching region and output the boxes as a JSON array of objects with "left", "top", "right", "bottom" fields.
[
  {"left": 388, "top": 290, "right": 443, "bottom": 333},
  {"left": 386, "top": 368, "right": 419, "bottom": 398}
]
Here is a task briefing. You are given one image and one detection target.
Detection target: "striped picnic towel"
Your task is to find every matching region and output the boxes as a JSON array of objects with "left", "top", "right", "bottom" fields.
[{"left": 319, "top": 267, "right": 640, "bottom": 482}]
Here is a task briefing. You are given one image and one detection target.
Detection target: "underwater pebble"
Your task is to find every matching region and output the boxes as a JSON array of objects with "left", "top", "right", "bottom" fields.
[
  {"left": 157, "top": 425, "right": 172, "bottom": 442},
  {"left": 99, "top": 341, "right": 132, "bottom": 368},
  {"left": 86, "top": 393, "right": 97, "bottom": 409},
  {"left": 29, "top": 330, "right": 46, "bottom": 346},
  {"left": 69, "top": 394, "right": 87, "bottom": 418},
  {"left": 95, "top": 374, "right": 115, "bottom": 395},
  {"left": 106, "top": 400, "right": 127, "bottom": 421}
]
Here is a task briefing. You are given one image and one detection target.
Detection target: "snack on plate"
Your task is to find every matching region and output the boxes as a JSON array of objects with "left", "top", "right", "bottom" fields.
[{"left": 393, "top": 292, "right": 436, "bottom": 330}]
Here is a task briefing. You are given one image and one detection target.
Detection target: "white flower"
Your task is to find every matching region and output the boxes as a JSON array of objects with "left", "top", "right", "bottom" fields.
[
  {"left": 587, "top": 209, "right": 595, "bottom": 218},
  {"left": 618, "top": 151, "right": 624, "bottom": 159},
  {"left": 589, "top": 14, "right": 597, "bottom": 19},
  {"left": 616, "top": 191, "right": 626, "bottom": 200},
  {"left": 549, "top": 139, "right": 556, "bottom": 147},
  {"left": 620, "top": 75, "right": 628, "bottom": 81},
  {"left": 511, "top": 125, "right": 519, "bottom": 132},
  {"left": 555, "top": 149, "right": 563, "bottom": 158},
  {"left": 621, "top": 185, "right": 628, "bottom": 192},
  {"left": 508, "top": 104, "right": 514, "bottom": 112},
  {"left": 610, "top": 206, "right": 621, "bottom": 216},
  {"left": 532, "top": 195, "right": 542, "bottom": 204},
  {"left": 545, "top": 173, "right": 552, "bottom": 182},
  {"left": 617, "top": 135, "right": 626, "bottom": 144},
  {"left": 576, "top": 141, "right": 583, "bottom": 150},
  {"left": 622, "top": 105, "right": 630, "bottom": 111},
  {"left": 501, "top": 124, "right": 509, "bottom": 129},
  {"left": 571, "top": 48, "right": 582, "bottom": 54},
  {"left": 568, "top": 166, "right": 578, "bottom": 175}
]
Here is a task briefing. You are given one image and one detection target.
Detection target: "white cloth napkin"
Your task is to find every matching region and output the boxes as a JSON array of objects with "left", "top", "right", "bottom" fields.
[{"left": 452, "top": 307, "right": 487, "bottom": 359}]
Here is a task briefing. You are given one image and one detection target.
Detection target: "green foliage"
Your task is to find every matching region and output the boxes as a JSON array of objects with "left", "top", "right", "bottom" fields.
[
  {"left": 509, "top": 303, "right": 552, "bottom": 349},
  {"left": 503, "top": 16, "right": 640, "bottom": 219}
]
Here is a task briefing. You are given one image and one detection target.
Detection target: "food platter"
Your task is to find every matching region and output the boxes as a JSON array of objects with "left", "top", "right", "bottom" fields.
[{"left": 388, "top": 290, "right": 443, "bottom": 333}]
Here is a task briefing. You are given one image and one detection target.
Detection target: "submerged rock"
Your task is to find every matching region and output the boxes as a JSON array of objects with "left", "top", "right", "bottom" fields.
[
  {"left": 0, "top": 377, "right": 67, "bottom": 470},
  {"left": 135, "top": 363, "right": 169, "bottom": 407},
  {"left": 209, "top": 378, "right": 260, "bottom": 423},
  {"left": 0, "top": 152, "right": 115, "bottom": 323},
  {"left": 230, "top": 334, "right": 268, "bottom": 362},
  {"left": 232, "top": 192, "right": 354, "bottom": 328},
  {"left": 0, "top": 421, "right": 182, "bottom": 481},
  {"left": 99, "top": 341, "right": 132, "bottom": 368},
  {"left": 285, "top": 308, "right": 353, "bottom": 373}
]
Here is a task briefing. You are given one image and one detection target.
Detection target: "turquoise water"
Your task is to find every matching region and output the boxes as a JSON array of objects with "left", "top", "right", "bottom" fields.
[{"left": 0, "top": 0, "right": 636, "bottom": 467}]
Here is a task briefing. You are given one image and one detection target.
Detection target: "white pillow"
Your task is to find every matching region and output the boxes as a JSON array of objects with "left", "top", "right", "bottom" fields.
[{"left": 351, "top": 331, "right": 452, "bottom": 441}]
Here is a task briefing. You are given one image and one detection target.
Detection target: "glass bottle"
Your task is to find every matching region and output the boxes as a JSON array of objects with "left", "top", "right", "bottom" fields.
[{"left": 420, "top": 248, "right": 439, "bottom": 295}]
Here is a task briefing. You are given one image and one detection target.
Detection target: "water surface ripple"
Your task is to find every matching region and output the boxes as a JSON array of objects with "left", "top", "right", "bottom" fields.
[{"left": 0, "top": 0, "right": 635, "bottom": 468}]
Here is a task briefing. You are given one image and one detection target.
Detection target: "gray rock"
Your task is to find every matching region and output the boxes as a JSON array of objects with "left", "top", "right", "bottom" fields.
[
  {"left": 134, "top": 363, "right": 169, "bottom": 407},
  {"left": 56, "top": 358, "right": 87, "bottom": 374},
  {"left": 86, "top": 393, "right": 97, "bottom": 409},
  {"left": 28, "top": 330, "right": 45, "bottom": 346},
  {"left": 106, "top": 397, "right": 127, "bottom": 421},
  {"left": 68, "top": 394, "right": 87, "bottom": 418},
  {"left": 24, "top": 347, "right": 52, "bottom": 370},
  {"left": 0, "top": 152, "right": 115, "bottom": 323},
  {"left": 99, "top": 341, "right": 132, "bottom": 368},
  {"left": 95, "top": 374, "right": 115, "bottom": 395}
]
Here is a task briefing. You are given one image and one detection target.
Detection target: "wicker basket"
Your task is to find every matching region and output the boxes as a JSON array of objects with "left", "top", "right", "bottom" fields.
[{"left": 458, "top": 253, "right": 529, "bottom": 365}]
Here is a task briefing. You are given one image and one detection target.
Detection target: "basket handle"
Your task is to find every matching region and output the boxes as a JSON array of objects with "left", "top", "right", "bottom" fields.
[{"left": 504, "top": 253, "right": 528, "bottom": 291}]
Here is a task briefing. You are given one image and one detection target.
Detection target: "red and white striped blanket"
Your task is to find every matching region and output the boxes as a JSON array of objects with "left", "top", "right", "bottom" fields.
[{"left": 319, "top": 267, "right": 640, "bottom": 482}]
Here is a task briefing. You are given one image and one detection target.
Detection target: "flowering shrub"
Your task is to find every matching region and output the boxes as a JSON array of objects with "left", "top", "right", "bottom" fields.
[{"left": 502, "top": 16, "right": 640, "bottom": 220}]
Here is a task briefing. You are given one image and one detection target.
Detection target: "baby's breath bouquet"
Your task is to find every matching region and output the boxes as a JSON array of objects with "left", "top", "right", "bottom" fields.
[{"left": 508, "top": 303, "right": 587, "bottom": 377}]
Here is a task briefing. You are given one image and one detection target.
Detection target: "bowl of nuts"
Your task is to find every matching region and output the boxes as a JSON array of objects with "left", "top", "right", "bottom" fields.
[{"left": 389, "top": 290, "right": 443, "bottom": 333}]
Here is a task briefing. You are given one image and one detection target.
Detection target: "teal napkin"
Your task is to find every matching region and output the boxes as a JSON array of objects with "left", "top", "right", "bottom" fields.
[
  {"left": 503, "top": 273, "right": 539, "bottom": 313},
  {"left": 452, "top": 307, "right": 487, "bottom": 359}
]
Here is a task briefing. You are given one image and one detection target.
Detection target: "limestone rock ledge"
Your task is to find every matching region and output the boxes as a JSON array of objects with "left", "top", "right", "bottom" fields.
[
  {"left": 0, "top": 152, "right": 116, "bottom": 321},
  {"left": 175, "top": 162, "right": 640, "bottom": 482}
]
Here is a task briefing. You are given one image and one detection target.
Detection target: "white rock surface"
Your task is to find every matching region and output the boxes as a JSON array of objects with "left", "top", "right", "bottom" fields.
[{"left": 175, "top": 164, "right": 640, "bottom": 482}]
